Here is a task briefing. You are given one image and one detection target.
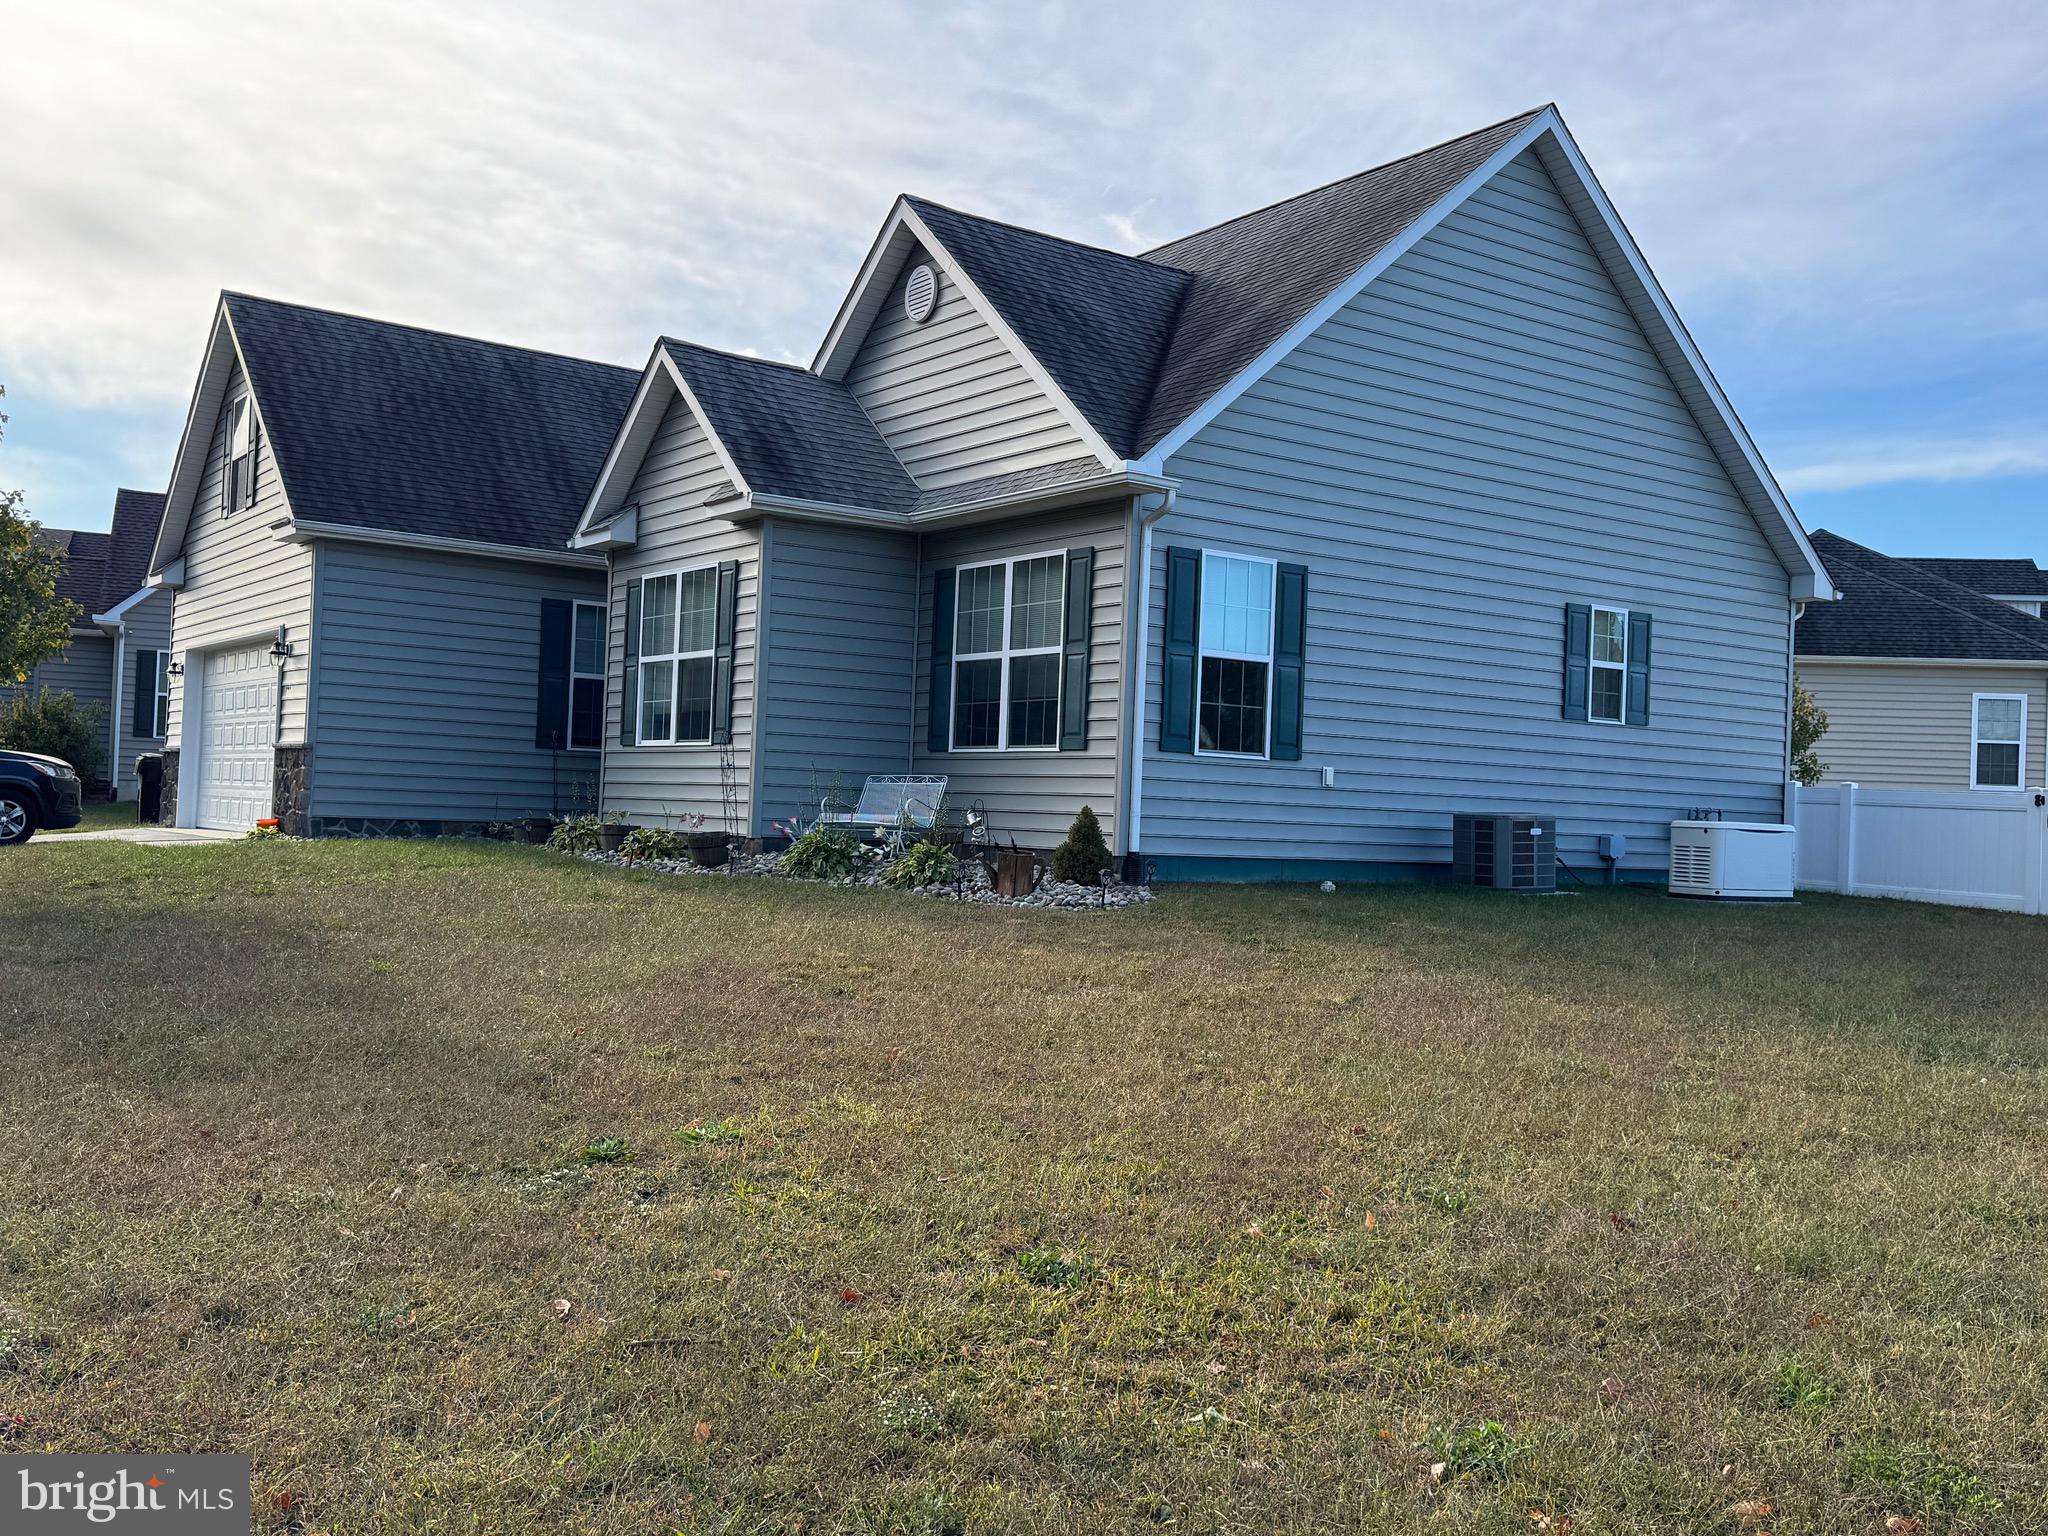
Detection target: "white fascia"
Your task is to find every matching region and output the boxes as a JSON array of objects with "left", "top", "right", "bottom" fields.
[{"left": 569, "top": 344, "right": 754, "bottom": 547}]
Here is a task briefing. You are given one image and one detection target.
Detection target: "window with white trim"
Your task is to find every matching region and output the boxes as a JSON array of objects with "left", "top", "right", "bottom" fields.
[
  {"left": 638, "top": 568, "right": 717, "bottom": 745},
  {"left": 569, "top": 601, "right": 604, "bottom": 750},
  {"left": 1198, "top": 551, "right": 1275, "bottom": 756},
  {"left": 225, "top": 398, "right": 256, "bottom": 513},
  {"left": 1589, "top": 605, "right": 1628, "bottom": 724},
  {"left": 151, "top": 651, "right": 170, "bottom": 738},
  {"left": 1972, "top": 693, "right": 2026, "bottom": 789},
  {"left": 951, "top": 552, "right": 1065, "bottom": 750}
]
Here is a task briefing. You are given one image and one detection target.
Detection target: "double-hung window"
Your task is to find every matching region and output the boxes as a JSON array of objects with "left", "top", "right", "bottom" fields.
[
  {"left": 637, "top": 568, "right": 718, "bottom": 745},
  {"left": 1972, "top": 693, "right": 2027, "bottom": 789},
  {"left": 951, "top": 552, "right": 1065, "bottom": 750},
  {"left": 1588, "top": 605, "right": 1628, "bottom": 724},
  {"left": 224, "top": 399, "right": 257, "bottom": 513},
  {"left": 1197, "top": 552, "right": 1275, "bottom": 756},
  {"left": 568, "top": 601, "right": 604, "bottom": 750},
  {"left": 151, "top": 651, "right": 170, "bottom": 738}
]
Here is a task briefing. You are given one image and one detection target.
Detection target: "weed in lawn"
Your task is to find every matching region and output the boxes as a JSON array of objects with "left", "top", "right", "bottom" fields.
[
  {"left": 677, "top": 1118, "right": 743, "bottom": 1146},
  {"left": 1015, "top": 1247, "right": 1096, "bottom": 1289},
  {"left": 1424, "top": 1418, "right": 1535, "bottom": 1482},
  {"left": 576, "top": 1135, "right": 634, "bottom": 1165},
  {"left": 1841, "top": 1435, "right": 2004, "bottom": 1514},
  {"left": 1771, "top": 1357, "right": 1837, "bottom": 1416}
]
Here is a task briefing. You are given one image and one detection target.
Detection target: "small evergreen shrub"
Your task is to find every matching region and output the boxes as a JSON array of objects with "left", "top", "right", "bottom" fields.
[
  {"left": 884, "top": 837, "right": 958, "bottom": 888},
  {"left": 1051, "top": 804, "right": 1113, "bottom": 885},
  {"left": 782, "top": 823, "right": 858, "bottom": 881},
  {"left": 0, "top": 689, "right": 105, "bottom": 782}
]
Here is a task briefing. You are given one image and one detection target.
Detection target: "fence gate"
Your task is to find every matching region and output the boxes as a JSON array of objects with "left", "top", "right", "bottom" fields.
[{"left": 1791, "top": 781, "right": 2048, "bottom": 914}]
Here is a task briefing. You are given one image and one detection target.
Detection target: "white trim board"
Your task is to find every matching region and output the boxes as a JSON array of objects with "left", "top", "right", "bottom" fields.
[{"left": 572, "top": 344, "right": 754, "bottom": 543}]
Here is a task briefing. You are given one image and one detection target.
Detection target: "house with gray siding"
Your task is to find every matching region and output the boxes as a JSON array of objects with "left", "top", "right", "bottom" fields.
[
  {"left": 145, "top": 293, "right": 637, "bottom": 833},
  {"left": 1796, "top": 532, "right": 2048, "bottom": 791},
  {"left": 9, "top": 490, "right": 174, "bottom": 798},
  {"left": 574, "top": 104, "right": 1836, "bottom": 880}
]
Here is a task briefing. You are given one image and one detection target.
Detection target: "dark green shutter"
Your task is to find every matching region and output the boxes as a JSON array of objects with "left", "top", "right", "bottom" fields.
[
  {"left": 132, "top": 650, "right": 157, "bottom": 737},
  {"left": 222, "top": 401, "right": 238, "bottom": 514},
  {"left": 927, "top": 567, "right": 955, "bottom": 752},
  {"left": 619, "top": 580, "right": 641, "bottom": 746},
  {"left": 711, "top": 560, "right": 739, "bottom": 745},
  {"left": 1059, "top": 546, "right": 1095, "bottom": 751},
  {"left": 1626, "top": 611, "right": 1652, "bottom": 726},
  {"left": 1562, "top": 603, "right": 1590, "bottom": 721},
  {"left": 244, "top": 413, "right": 260, "bottom": 509},
  {"left": 1159, "top": 546, "right": 1200, "bottom": 753},
  {"left": 1272, "top": 563, "right": 1307, "bottom": 761},
  {"left": 535, "top": 600, "right": 570, "bottom": 748}
]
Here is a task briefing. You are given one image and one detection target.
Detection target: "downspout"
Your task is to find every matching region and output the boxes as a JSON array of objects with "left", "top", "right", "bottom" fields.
[
  {"left": 1782, "top": 599, "right": 1805, "bottom": 824},
  {"left": 108, "top": 625, "right": 125, "bottom": 801},
  {"left": 1124, "top": 488, "right": 1176, "bottom": 863}
]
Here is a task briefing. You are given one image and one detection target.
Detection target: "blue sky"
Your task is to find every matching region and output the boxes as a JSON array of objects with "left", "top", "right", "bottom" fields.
[{"left": 5, "top": 1, "right": 2044, "bottom": 557}]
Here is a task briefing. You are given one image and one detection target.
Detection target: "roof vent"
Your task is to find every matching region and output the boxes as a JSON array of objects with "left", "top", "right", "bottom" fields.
[{"left": 903, "top": 263, "right": 938, "bottom": 325}]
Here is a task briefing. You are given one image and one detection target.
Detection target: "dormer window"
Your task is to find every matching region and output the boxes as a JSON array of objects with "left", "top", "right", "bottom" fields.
[{"left": 224, "top": 398, "right": 258, "bottom": 514}]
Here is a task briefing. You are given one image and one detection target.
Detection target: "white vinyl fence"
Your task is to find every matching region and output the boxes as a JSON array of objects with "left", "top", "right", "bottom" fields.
[{"left": 1792, "top": 781, "right": 2048, "bottom": 914}]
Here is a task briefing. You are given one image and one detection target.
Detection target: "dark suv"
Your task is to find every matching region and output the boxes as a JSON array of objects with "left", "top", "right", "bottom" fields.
[{"left": 0, "top": 749, "right": 84, "bottom": 845}]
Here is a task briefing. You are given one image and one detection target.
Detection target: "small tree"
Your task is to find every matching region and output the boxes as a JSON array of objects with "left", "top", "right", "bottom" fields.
[
  {"left": 0, "top": 689, "right": 106, "bottom": 781},
  {"left": 1052, "top": 804, "right": 1113, "bottom": 885},
  {"left": 1791, "top": 680, "right": 1830, "bottom": 787},
  {"left": 0, "top": 386, "right": 77, "bottom": 684}
]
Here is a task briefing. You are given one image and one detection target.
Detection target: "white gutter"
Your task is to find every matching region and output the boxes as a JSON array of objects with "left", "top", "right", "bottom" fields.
[
  {"left": 1123, "top": 487, "right": 1177, "bottom": 862},
  {"left": 276, "top": 519, "right": 607, "bottom": 570}
]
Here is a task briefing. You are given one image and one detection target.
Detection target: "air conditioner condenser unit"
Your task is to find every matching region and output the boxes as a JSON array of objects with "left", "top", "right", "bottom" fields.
[{"left": 1668, "top": 820, "right": 1795, "bottom": 901}]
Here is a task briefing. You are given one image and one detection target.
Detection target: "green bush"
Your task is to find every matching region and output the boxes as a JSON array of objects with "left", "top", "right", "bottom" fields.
[
  {"left": 547, "top": 815, "right": 604, "bottom": 854},
  {"left": 620, "top": 825, "right": 689, "bottom": 862},
  {"left": 782, "top": 823, "right": 858, "bottom": 881},
  {"left": 1051, "top": 804, "right": 1113, "bottom": 885},
  {"left": 884, "top": 836, "right": 958, "bottom": 888},
  {"left": 0, "top": 688, "right": 105, "bottom": 782}
]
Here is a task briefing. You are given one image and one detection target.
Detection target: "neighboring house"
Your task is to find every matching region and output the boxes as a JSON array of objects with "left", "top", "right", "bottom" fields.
[
  {"left": 10, "top": 490, "right": 173, "bottom": 798},
  {"left": 573, "top": 104, "right": 1833, "bottom": 880},
  {"left": 147, "top": 294, "right": 638, "bottom": 833},
  {"left": 1900, "top": 557, "right": 2048, "bottom": 618},
  {"left": 1797, "top": 532, "right": 2048, "bottom": 791}
]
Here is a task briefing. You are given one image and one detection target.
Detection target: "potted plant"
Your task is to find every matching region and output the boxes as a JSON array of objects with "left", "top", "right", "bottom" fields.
[
  {"left": 596, "top": 814, "right": 634, "bottom": 854},
  {"left": 677, "top": 812, "right": 727, "bottom": 868}
]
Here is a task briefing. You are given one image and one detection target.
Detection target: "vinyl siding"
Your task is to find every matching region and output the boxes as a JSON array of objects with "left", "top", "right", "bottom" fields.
[
  {"left": 110, "top": 588, "right": 174, "bottom": 797},
  {"left": 1796, "top": 662, "right": 2048, "bottom": 790},
  {"left": 17, "top": 633, "right": 115, "bottom": 784},
  {"left": 165, "top": 362, "right": 313, "bottom": 746},
  {"left": 603, "top": 388, "right": 760, "bottom": 830},
  {"left": 844, "top": 243, "right": 1093, "bottom": 489},
  {"left": 310, "top": 543, "right": 603, "bottom": 821},
  {"left": 1142, "top": 149, "right": 1794, "bottom": 874},
  {"left": 912, "top": 502, "right": 1128, "bottom": 848},
  {"left": 755, "top": 518, "right": 918, "bottom": 832}
]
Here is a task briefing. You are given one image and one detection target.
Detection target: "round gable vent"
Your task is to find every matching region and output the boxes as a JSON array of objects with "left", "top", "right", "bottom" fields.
[{"left": 903, "top": 263, "right": 938, "bottom": 325}]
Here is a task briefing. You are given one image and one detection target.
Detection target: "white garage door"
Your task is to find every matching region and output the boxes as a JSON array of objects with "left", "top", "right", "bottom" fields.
[{"left": 197, "top": 645, "right": 276, "bottom": 831}]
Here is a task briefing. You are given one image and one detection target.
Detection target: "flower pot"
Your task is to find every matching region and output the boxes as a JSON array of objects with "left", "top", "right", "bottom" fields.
[
  {"left": 687, "top": 831, "right": 731, "bottom": 869},
  {"left": 992, "top": 848, "right": 1041, "bottom": 899},
  {"left": 596, "top": 822, "right": 634, "bottom": 854}
]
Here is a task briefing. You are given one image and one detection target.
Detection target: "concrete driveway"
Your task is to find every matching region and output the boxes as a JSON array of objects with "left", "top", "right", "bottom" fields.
[{"left": 30, "top": 826, "right": 244, "bottom": 846}]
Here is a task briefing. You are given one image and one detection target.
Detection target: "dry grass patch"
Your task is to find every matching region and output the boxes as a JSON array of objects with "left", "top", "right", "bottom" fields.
[{"left": 1, "top": 838, "right": 2044, "bottom": 1533}]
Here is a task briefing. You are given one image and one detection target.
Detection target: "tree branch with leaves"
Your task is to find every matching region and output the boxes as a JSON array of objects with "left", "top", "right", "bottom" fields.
[
  {"left": 0, "top": 385, "right": 79, "bottom": 684},
  {"left": 1790, "top": 679, "right": 1830, "bottom": 787}
]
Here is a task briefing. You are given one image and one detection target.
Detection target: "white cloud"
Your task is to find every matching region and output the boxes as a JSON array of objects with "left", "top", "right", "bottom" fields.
[
  {"left": 1779, "top": 436, "right": 2048, "bottom": 494},
  {"left": 2, "top": 0, "right": 2045, "bottom": 478}
]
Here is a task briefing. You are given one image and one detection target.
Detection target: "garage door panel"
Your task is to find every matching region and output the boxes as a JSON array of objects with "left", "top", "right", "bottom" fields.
[{"left": 197, "top": 645, "right": 276, "bottom": 830}]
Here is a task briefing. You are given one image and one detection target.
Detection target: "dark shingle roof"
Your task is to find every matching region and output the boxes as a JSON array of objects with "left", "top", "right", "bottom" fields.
[
  {"left": 1132, "top": 108, "right": 1546, "bottom": 454},
  {"left": 101, "top": 489, "right": 164, "bottom": 604},
  {"left": 889, "top": 109, "right": 1546, "bottom": 460},
  {"left": 34, "top": 529, "right": 110, "bottom": 613},
  {"left": 227, "top": 294, "right": 639, "bottom": 552},
  {"left": 661, "top": 340, "right": 917, "bottom": 513},
  {"left": 1901, "top": 556, "right": 2048, "bottom": 597},
  {"left": 904, "top": 199, "right": 1191, "bottom": 458},
  {"left": 1800, "top": 532, "right": 2048, "bottom": 661}
]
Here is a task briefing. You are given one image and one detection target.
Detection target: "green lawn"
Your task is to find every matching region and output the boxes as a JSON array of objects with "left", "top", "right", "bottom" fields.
[
  {"left": 37, "top": 797, "right": 141, "bottom": 834},
  {"left": 1, "top": 840, "right": 2043, "bottom": 1533}
]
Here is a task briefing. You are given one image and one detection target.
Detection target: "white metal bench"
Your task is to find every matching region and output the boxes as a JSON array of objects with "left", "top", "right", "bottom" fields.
[{"left": 815, "top": 775, "right": 947, "bottom": 839}]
